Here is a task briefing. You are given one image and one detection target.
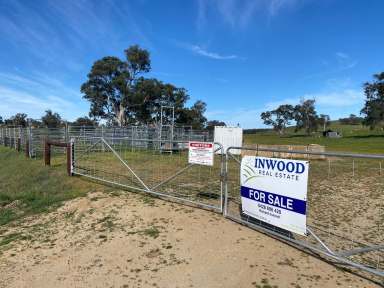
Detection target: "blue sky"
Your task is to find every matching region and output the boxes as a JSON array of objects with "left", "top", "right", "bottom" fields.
[{"left": 0, "top": 0, "right": 383, "bottom": 128}]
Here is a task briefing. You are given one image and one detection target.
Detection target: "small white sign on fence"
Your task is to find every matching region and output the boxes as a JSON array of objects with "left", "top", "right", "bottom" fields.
[
  {"left": 240, "top": 156, "right": 309, "bottom": 236},
  {"left": 188, "top": 142, "right": 214, "bottom": 166}
]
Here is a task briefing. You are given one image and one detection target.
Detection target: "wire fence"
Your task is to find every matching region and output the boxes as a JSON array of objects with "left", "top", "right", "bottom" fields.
[{"left": 0, "top": 125, "right": 212, "bottom": 158}]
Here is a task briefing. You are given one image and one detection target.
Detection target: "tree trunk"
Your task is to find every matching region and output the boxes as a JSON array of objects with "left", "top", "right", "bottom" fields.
[
  {"left": 113, "top": 103, "right": 125, "bottom": 127},
  {"left": 117, "top": 103, "right": 125, "bottom": 127}
]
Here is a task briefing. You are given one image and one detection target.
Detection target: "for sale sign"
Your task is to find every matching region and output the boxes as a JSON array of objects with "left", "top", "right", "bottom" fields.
[
  {"left": 188, "top": 142, "right": 214, "bottom": 166},
  {"left": 240, "top": 156, "right": 309, "bottom": 236}
]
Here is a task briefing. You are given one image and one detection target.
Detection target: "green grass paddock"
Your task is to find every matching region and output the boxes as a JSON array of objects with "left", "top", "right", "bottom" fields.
[
  {"left": 244, "top": 123, "right": 384, "bottom": 154},
  {"left": 0, "top": 146, "right": 102, "bottom": 226}
]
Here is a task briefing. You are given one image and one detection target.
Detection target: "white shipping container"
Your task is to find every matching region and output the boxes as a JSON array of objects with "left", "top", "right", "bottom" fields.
[{"left": 214, "top": 126, "right": 243, "bottom": 155}]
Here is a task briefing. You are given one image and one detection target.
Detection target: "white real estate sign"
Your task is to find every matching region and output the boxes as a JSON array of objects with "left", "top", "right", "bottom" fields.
[
  {"left": 240, "top": 156, "right": 309, "bottom": 236},
  {"left": 188, "top": 142, "right": 214, "bottom": 166}
]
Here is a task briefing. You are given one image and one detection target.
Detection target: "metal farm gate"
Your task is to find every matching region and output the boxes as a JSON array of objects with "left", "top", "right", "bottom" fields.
[
  {"left": 1, "top": 131, "right": 383, "bottom": 280},
  {"left": 224, "top": 146, "right": 384, "bottom": 279},
  {"left": 70, "top": 136, "right": 224, "bottom": 212}
]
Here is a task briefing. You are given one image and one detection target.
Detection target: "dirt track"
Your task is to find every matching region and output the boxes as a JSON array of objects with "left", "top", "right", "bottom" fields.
[{"left": 0, "top": 191, "right": 381, "bottom": 288}]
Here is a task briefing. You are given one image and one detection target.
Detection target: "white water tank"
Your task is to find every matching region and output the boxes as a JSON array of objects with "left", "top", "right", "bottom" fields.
[{"left": 214, "top": 126, "right": 243, "bottom": 155}]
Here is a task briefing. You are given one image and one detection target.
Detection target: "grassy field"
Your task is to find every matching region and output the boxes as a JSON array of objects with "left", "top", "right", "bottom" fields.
[
  {"left": 0, "top": 146, "right": 103, "bottom": 226},
  {"left": 244, "top": 122, "right": 384, "bottom": 154}
]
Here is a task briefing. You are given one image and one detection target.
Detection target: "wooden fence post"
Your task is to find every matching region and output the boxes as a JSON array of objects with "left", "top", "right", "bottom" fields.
[
  {"left": 25, "top": 140, "right": 30, "bottom": 158},
  {"left": 44, "top": 139, "right": 50, "bottom": 166},
  {"left": 16, "top": 138, "right": 21, "bottom": 152}
]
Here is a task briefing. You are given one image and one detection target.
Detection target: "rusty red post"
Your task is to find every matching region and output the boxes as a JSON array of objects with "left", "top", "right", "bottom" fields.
[{"left": 16, "top": 138, "right": 21, "bottom": 152}]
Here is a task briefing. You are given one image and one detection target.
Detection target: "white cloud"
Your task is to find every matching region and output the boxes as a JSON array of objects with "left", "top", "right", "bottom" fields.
[
  {"left": 0, "top": 72, "right": 80, "bottom": 99},
  {"left": 303, "top": 52, "right": 358, "bottom": 80},
  {"left": 335, "top": 52, "right": 349, "bottom": 59},
  {"left": 197, "top": 0, "right": 259, "bottom": 29},
  {"left": 0, "top": 86, "right": 73, "bottom": 118},
  {"left": 268, "top": 0, "right": 300, "bottom": 17},
  {"left": 183, "top": 44, "right": 241, "bottom": 60},
  {"left": 312, "top": 89, "right": 364, "bottom": 107},
  {"left": 335, "top": 52, "right": 357, "bottom": 69},
  {"left": 206, "top": 88, "right": 364, "bottom": 128},
  {"left": 0, "top": 72, "right": 86, "bottom": 121},
  {"left": 196, "top": 0, "right": 305, "bottom": 30},
  {"left": 265, "top": 89, "right": 364, "bottom": 109}
]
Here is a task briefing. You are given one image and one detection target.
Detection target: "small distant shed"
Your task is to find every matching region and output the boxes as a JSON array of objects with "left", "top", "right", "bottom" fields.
[
  {"left": 214, "top": 126, "right": 243, "bottom": 155},
  {"left": 323, "top": 130, "right": 342, "bottom": 138}
]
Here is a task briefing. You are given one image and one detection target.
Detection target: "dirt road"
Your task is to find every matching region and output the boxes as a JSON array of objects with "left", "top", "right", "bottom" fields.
[{"left": 0, "top": 191, "right": 380, "bottom": 288}]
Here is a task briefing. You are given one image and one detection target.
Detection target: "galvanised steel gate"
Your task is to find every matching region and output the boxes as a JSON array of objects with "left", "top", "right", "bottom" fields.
[
  {"left": 1, "top": 132, "right": 382, "bottom": 280},
  {"left": 224, "top": 146, "right": 384, "bottom": 279},
  {"left": 70, "top": 136, "right": 224, "bottom": 212}
]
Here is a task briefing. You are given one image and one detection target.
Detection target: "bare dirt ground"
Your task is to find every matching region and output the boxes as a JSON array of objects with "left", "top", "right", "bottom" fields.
[{"left": 0, "top": 190, "right": 381, "bottom": 288}]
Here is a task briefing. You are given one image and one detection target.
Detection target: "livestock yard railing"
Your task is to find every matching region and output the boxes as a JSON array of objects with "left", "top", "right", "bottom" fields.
[
  {"left": 0, "top": 134, "right": 383, "bottom": 281},
  {"left": 0, "top": 125, "right": 212, "bottom": 158},
  {"left": 225, "top": 146, "right": 384, "bottom": 279},
  {"left": 71, "top": 136, "right": 224, "bottom": 212}
]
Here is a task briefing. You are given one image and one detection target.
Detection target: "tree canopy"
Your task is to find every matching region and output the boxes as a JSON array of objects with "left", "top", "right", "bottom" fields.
[
  {"left": 339, "top": 114, "right": 362, "bottom": 125},
  {"left": 42, "top": 110, "right": 62, "bottom": 128},
  {"left": 81, "top": 45, "right": 207, "bottom": 129},
  {"left": 72, "top": 116, "right": 98, "bottom": 127},
  {"left": 206, "top": 120, "right": 226, "bottom": 131},
  {"left": 261, "top": 104, "right": 294, "bottom": 135},
  {"left": 4, "top": 113, "right": 28, "bottom": 127},
  {"left": 293, "top": 99, "right": 319, "bottom": 135},
  {"left": 361, "top": 72, "right": 384, "bottom": 129},
  {"left": 261, "top": 99, "right": 319, "bottom": 135}
]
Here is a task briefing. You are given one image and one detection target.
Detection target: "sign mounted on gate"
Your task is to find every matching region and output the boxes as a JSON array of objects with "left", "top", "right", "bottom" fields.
[
  {"left": 240, "top": 156, "right": 309, "bottom": 236},
  {"left": 188, "top": 142, "right": 214, "bottom": 166}
]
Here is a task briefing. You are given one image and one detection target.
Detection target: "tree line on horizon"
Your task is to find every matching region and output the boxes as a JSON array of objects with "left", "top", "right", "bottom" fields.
[
  {"left": 260, "top": 72, "right": 384, "bottom": 135},
  {"left": 0, "top": 110, "right": 225, "bottom": 132}
]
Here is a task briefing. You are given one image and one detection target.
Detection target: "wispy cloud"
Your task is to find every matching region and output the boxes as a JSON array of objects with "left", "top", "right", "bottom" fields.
[
  {"left": 196, "top": 0, "right": 305, "bottom": 30},
  {"left": 208, "top": 86, "right": 364, "bottom": 128},
  {"left": 310, "top": 89, "right": 364, "bottom": 107},
  {"left": 0, "top": 85, "right": 80, "bottom": 120},
  {"left": 0, "top": 72, "right": 86, "bottom": 120},
  {"left": 182, "top": 43, "right": 242, "bottom": 60},
  {"left": 0, "top": 1, "right": 153, "bottom": 72},
  {"left": 265, "top": 89, "right": 363, "bottom": 110},
  {"left": 268, "top": 0, "right": 301, "bottom": 17},
  {"left": 335, "top": 52, "right": 357, "bottom": 69},
  {"left": 191, "top": 45, "right": 239, "bottom": 60},
  {"left": 196, "top": 0, "right": 259, "bottom": 29},
  {"left": 303, "top": 52, "right": 358, "bottom": 80},
  {"left": 265, "top": 88, "right": 364, "bottom": 110}
]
